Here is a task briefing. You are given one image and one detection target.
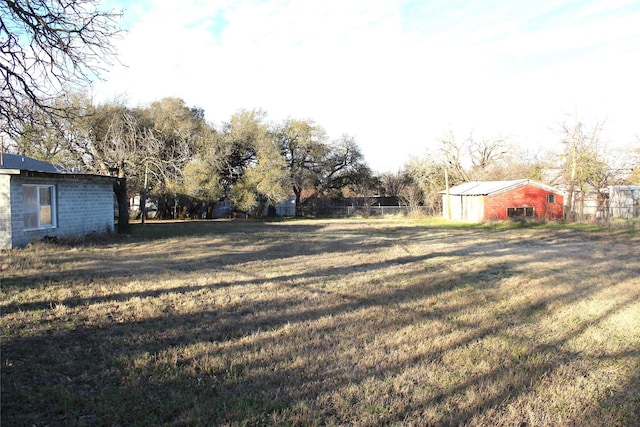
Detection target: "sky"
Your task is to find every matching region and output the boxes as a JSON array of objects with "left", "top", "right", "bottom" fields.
[{"left": 94, "top": 0, "right": 640, "bottom": 173}]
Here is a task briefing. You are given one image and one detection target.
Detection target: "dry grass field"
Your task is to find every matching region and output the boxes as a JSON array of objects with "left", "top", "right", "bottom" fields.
[{"left": 1, "top": 218, "right": 639, "bottom": 426}]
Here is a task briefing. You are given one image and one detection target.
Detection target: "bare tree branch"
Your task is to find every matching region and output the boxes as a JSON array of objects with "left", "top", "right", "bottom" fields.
[{"left": 1, "top": 0, "right": 123, "bottom": 138}]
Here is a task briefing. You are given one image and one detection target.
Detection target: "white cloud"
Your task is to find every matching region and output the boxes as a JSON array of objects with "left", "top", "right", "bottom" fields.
[{"left": 95, "top": 0, "right": 640, "bottom": 172}]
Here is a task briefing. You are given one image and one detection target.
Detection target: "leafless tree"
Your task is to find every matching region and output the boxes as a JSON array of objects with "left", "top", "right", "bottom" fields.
[
  {"left": 1, "top": 0, "right": 122, "bottom": 137},
  {"left": 559, "top": 117, "right": 607, "bottom": 220},
  {"left": 404, "top": 155, "right": 446, "bottom": 215},
  {"left": 439, "top": 129, "right": 471, "bottom": 182},
  {"left": 468, "top": 134, "right": 509, "bottom": 173},
  {"left": 623, "top": 141, "right": 640, "bottom": 184},
  {"left": 379, "top": 170, "right": 407, "bottom": 198},
  {"left": 439, "top": 129, "right": 512, "bottom": 181}
]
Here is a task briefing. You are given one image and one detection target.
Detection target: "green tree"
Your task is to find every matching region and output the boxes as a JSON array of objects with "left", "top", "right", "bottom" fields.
[
  {"left": 237, "top": 136, "right": 290, "bottom": 214},
  {"left": 181, "top": 155, "right": 225, "bottom": 202},
  {"left": 317, "top": 135, "right": 372, "bottom": 197},
  {"left": 273, "top": 118, "right": 328, "bottom": 215},
  {"left": 183, "top": 109, "right": 268, "bottom": 214},
  {"left": 135, "top": 98, "right": 212, "bottom": 217},
  {"left": 214, "top": 109, "right": 266, "bottom": 189},
  {"left": 225, "top": 124, "right": 374, "bottom": 216}
]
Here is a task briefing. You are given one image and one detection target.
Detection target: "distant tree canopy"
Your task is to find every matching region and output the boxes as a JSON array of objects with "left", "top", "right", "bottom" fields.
[
  {"left": 9, "top": 94, "right": 373, "bottom": 218},
  {"left": 400, "top": 130, "right": 541, "bottom": 214},
  {"left": 11, "top": 94, "right": 638, "bottom": 223},
  {"left": 555, "top": 117, "right": 640, "bottom": 219},
  {"left": 627, "top": 143, "right": 640, "bottom": 184},
  {"left": 400, "top": 119, "right": 639, "bottom": 220}
]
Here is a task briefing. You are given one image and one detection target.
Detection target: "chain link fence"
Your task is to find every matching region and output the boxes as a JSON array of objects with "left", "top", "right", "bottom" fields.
[{"left": 300, "top": 205, "right": 435, "bottom": 218}]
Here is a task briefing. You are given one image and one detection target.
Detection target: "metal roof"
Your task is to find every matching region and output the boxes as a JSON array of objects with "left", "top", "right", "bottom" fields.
[
  {"left": 0, "top": 153, "right": 69, "bottom": 173},
  {"left": 444, "top": 179, "right": 561, "bottom": 196},
  {"left": 0, "top": 153, "right": 114, "bottom": 181}
]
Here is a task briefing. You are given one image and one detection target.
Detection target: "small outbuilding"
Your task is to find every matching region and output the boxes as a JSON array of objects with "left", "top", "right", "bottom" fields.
[
  {"left": 442, "top": 179, "right": 564, "bottom": 222},
  {"left": 1, "top": 153, "right": 115, "bottom": 249},
  {"left": 606, "top": 185, "right": 640, "bottom": 219}
]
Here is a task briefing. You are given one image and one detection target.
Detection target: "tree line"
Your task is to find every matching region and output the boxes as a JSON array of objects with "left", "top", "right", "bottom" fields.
[
  {"left": 2, "top": 0, "right": 638, "bottom": 227},
  {"left": 386, "top": 123, "right": 639, "bottom": 220},
  {"left": 7, "top": 94, "right": 373, "bottom": 223},
  {"left": 9, "top": 92, "right": 638, "bottom": 224}
]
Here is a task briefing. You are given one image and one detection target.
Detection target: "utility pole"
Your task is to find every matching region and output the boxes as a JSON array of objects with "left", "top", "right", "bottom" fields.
[{"left": 444, "top": 166, "right": 451, "bottom": 219}]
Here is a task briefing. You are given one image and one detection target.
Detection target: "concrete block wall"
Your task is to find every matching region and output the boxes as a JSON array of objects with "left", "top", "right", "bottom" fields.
[
  {"left": 9, "top": 177, "right": 44, "bottom": 248},
  {"left": 6, "top": 175, "right": 114, "bottom": 248},
  {"left": 7, "top": 177, "right": 26, "bottom": 248},
  {"left": 56, "top": 177, "right": 114, "bottom": 238},
  {"left": 0, "top": 175, "right": 12, "bottom": 249}
]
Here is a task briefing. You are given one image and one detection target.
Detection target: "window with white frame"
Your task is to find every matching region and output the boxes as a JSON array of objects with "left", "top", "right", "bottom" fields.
[
  {"left": 546, "top": 194, "right": 556, "bottom": 204},
  {"left": 23, "top": 185, "right": 56, "bottom": 230}
]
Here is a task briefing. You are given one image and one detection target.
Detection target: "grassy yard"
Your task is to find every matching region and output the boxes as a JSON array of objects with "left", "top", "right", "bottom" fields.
[{"left": 1, "top": 218, "right": 639, "bottom": 426}]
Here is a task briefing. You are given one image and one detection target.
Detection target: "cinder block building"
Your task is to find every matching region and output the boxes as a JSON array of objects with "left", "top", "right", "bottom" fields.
[{"left": 1, "top": 153, "right": 115, "bottom": 249}]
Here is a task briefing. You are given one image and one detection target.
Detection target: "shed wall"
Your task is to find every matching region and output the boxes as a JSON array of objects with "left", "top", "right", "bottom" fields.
[{"left": 446, "top": 194, "right": 485, "bottom": 222}]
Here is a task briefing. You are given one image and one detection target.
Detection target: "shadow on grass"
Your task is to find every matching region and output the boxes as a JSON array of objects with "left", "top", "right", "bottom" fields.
[
  {"left": 0, "top": 222, "right": 612, "bottom": 315},
  {"left": 2, "top": 219, "right": 639, "bottom": 425},
  {"left": 2, "top": 218, "right": 618, "bottom": 293}
]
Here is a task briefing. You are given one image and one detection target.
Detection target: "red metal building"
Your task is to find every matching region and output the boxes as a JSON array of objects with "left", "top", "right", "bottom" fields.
[{"left": 442, "top": 179, "right": 564, "bottom": 222}]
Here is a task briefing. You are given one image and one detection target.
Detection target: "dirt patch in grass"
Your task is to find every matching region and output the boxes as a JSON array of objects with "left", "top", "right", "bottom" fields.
[{"left": 2, "top": 219, "right": 639, "bottom": 426}]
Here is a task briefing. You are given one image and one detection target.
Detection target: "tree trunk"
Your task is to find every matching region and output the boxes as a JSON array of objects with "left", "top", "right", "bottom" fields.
[
  {"left": 114, "top": 177, "right": 129, "bottom": 233},
  {"left": 293, "top": 186, "right": 302, "bottom": 217}
]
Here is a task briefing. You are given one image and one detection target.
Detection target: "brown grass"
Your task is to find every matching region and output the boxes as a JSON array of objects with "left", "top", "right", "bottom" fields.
[{"left": 1, "top": 218, "right": 639, "bottom": 426}]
